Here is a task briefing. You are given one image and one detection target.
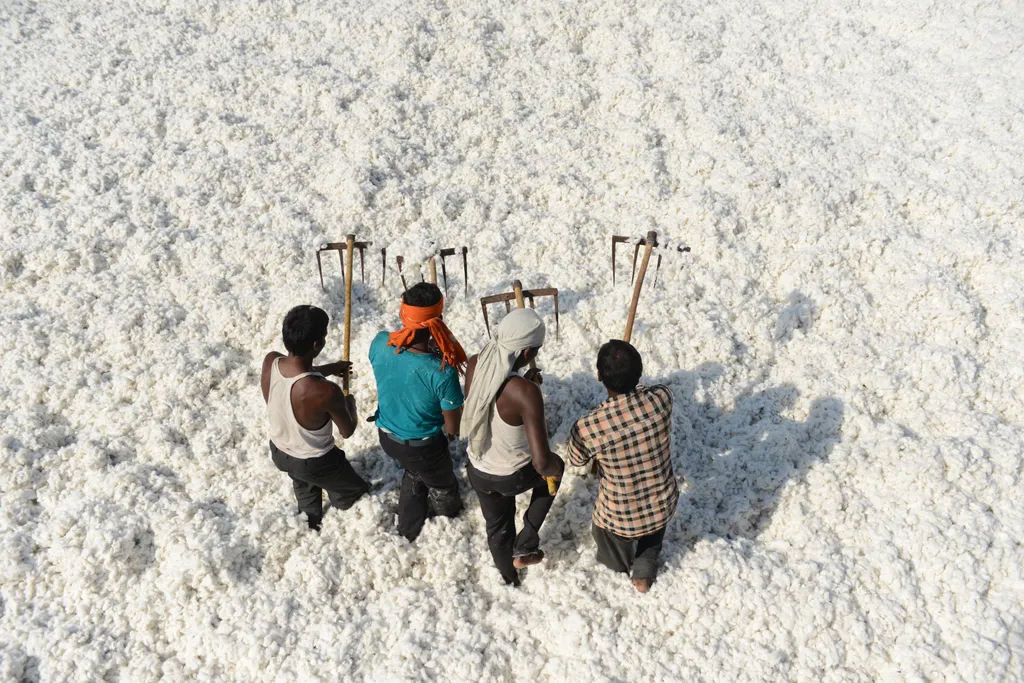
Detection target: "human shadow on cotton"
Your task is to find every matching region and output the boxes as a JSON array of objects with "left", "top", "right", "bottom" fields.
[
  {"left": 662, "top": 374, "right": 844, "bottom": 544},
  {"left": 537, "top": 365, "right": 843, "bottom": 566}
]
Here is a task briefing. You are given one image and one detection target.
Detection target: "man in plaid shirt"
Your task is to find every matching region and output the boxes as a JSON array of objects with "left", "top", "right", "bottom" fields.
[{"left": 565, "top": 340, "right": 679, "bottom": 593}]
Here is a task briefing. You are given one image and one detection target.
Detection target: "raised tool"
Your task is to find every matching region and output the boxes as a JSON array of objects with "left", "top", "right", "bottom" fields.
[
  {"left": 481, "top": 280, "right": 562, "bottom": 492},
  {"left": 590, "top": 230, "right": 690, "bottom": 475},
  {"left": 342, "top": 234, "right": 355, "bottom": 394},
  {"left": 611, "top": 231, "right": 691, "bottom": 288},
  {"left": 384, "top": 247, "right": 470, "bottom": 297},
  {"left": 479, "top": 280, "right": 560, "bottom": 343},
  {"left": 317, "top": 237, "right": 373, "bottom": 291}
]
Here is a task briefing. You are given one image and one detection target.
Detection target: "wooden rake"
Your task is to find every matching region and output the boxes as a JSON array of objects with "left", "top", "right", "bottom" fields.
[
  {"left": 612, "top": 230, "right": 691, "bottom": 341},
  {"left": 340, "top": 235, "right": 360, "bottom": 394},
  {"left": 384, "top": 247, "right": 470, "bottom": 297},
  {"left": 612, "top": 231, "right": 691, "bottom": 291},
  {"left": 317, "top": 238, "right": 373, "bottom": 291},
  {"left": 480, "top": 280, "right": 560, "bottom": 350}
]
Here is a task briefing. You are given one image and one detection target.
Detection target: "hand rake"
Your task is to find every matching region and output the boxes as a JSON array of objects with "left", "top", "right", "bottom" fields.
[
  {"left": 612, "top": 231, "right": 691, "bottom": 289},
  {"left": 317, "top": 238, "right": 373, "bottom": 291},
  {"left": 611, "top": 230, "right": 691, "bottom": 342},
  {"left": 480, "top": 280, "right": 560, "bottom": 351},
  {"left": 481, "top": 281, "right": 562, "bottom": 495},
  {"left": 384, "top": 247, "right": 470, "bottom": 298},
  {"left": 341, "top": 235, "right": 358, "bottom": 393}
]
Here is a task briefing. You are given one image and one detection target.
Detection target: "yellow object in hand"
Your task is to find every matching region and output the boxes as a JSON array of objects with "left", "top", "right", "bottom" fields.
[{"left": 545, "top": 476, "right": 560, "bottom": 495}]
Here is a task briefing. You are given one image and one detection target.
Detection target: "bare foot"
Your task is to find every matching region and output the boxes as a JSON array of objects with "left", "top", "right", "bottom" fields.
[
  {"left": 632, "top": 578, "right": 653, "bottom": 593},
  {"left": 513, "top": 551, "right": 545, "bottom": 569}
]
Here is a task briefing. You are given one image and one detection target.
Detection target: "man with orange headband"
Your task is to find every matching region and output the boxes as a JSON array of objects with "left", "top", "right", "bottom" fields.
[{"left": 369, "top": 282, "right": 468, "bottom": 541}]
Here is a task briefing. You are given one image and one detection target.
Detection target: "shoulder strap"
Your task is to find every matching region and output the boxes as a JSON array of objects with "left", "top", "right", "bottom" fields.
[
  {"left": 274, "top": 358, "right": 324, "bottom": 383},
  {"left": 494, "top": 375, "right": 516, "bottom": 401}
]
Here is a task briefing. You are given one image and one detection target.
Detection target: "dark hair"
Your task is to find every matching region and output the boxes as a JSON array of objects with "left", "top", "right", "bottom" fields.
[
  {"left": 282, "top": 305, "right": 329, "bottom": 355},
  {"left": 597, "top": 340, "right": 643, "bottom": 393},
  {"left": 402, "top": 283, "right": 443, "bottom": 345},
  {"left": 402, "top": 282, "right": 442, "bottom": 308}
]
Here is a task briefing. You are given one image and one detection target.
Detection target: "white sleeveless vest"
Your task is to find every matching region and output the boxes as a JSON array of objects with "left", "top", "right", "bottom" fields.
[
  {"left": 267, "top": 358, "right": 335, "bottom": 459},
  {"left": 469, "top": 377, "right": 532, "bottom": 475}
]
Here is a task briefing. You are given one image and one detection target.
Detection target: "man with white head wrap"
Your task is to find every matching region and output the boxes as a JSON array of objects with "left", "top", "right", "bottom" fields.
[{"left": 461, "top": 308, "right": 565, "bottom": 586}]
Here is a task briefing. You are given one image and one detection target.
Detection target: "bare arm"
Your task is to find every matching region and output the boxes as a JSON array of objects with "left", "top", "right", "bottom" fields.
[
  {"left": 261, "top": 352, "right": 283, "bottom": 403},
  {"left": 513, "top": 379, "right": 564, "bottom": 477},
  {"left": 443, "top": 407, "right": 462, "bottom": 438},
  {"left": 313, "top": 360, "right": 352, "bottom": 377},
  {"left": 446, "top": 355, "right": 478, "bottom": 439},
  {"left": 323, "top": 384, "right": 358, "bottom": 439},
  {"left": 463, "top": 355, "right": 478, "bottom": 398}
]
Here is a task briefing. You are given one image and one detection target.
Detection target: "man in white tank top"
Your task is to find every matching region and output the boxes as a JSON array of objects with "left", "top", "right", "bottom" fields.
[
  {"left": 461, "top": 309, "right": 565, "bottom": 586},
  {"left": 261, "top": 305, "right": 369, "bottom": 530}
]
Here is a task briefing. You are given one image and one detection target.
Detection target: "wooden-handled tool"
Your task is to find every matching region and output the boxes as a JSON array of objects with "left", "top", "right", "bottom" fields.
[
  {"left": 511, "top": 280, "right": 538, "bottom": 372},
  {"left": 480, "top": 282, "right": 560, "bottom": 340},
  {"left": 343, "top": 234, "right": 355, "bottom": 394},
  {"left": 387, "top": 247, "right": 470, "bottom": 297},
  {"left": 316, "top": 238, "right": 373, "bottom": 291},
  {"left": 480, "top": 280, "right": 559, "bottom": 383},
  {"left": 622, "top": 231, "right": 657, "bottom": 343},
  {"left": 594, "top": 229, "right": 688, "bottom": 475}
]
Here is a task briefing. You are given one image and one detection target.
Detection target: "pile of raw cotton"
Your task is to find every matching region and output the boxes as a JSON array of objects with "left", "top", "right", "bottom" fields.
[{"left": 1, "top": 0, "right": 1022, "bottom": 680}]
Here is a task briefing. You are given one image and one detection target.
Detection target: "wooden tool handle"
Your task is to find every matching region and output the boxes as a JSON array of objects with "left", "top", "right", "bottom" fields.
[
  {"left": 511, "top": 280, "right": 538, "bottom": 372},
  {"left": 343, "top": 234, "right": 355, "bottom": 394},
  {"left": 428, "top": 256, "right": 437, "bottom": 284},
  {"left": 512, "top": 280, "right": 526, "bottom": 308},
  {"left": 622, "top": 231, "right": 656, "bottom": 343}
]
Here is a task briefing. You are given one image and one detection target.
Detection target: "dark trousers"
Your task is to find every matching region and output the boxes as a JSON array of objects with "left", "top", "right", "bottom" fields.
[
  {"left": 378, "top": 430, "right": 462, "bottom": 542},
  {"left": 467, "top": 460, "right": 555, "bottom": 585},
  {"left": 270, "top": 441, "right": 369, "bottom": 530},
  {"left": 592, "top": 523, "right": 667, "bottom": 581}
]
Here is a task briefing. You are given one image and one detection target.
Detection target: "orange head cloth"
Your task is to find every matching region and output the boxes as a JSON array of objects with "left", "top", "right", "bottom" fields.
[{"left": 387, "top": 299, "right": 468, "bottom": 374}]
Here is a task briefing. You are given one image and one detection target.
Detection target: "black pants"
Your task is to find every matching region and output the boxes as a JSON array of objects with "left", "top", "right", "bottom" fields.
[
  {"left": 592, "top": 523, "right": 667, "bottom": 581},
  {"left": 270, "top": 441, "right": 369, "bottom": 530},
  {"left": 467, "top": 460, "right": 555, "bottom": 585},
  {"left": 378, "top": 430, "right": 462, "bottom": 542}
]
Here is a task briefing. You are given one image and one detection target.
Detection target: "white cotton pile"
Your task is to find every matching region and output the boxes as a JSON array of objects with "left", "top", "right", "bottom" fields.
[{"left": 2, "top": 0, "right": 1023, "bottom": 680}]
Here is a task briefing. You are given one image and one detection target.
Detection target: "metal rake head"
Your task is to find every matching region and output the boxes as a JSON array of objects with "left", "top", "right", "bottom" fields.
[
  {"left": 611, "top": 231, "right": 691, "bottom": 287},
  {"left": 317, "top": 239, "right": 373, "bottom": 291},
  {"left": 384, "top": 246, "right": 469, "bottom": 297},
  {"left": 480, "top": 281, "right": 559, "bottom": 340}
]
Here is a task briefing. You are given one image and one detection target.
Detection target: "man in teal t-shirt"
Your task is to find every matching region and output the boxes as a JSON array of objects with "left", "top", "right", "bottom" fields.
[
  {"left": 369, "top": 332, "right": 464, "bottom": 440},
  {"left": 369, "top": 283, "right": 467, "bottom": 541}
]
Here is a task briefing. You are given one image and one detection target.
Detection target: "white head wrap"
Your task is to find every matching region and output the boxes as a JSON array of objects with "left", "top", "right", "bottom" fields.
[{"left": 461, "top": 308, "right": 546, "bottom": 458}]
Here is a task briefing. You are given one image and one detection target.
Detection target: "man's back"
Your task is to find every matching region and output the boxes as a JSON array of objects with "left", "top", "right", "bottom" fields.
[
  {"left": 566, "top": 384, "right": 679, "bottom": 538},
  {"left": 263, "top": 355, "right": 337, "bottom": 458},
  {"left": 369, "top": 331, "right": 464, "bottom": 440}
]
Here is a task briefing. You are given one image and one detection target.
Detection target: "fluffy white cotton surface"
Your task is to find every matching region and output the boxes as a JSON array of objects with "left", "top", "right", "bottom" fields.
[{"left": 2, "top": 0, "right": 1023, "bottom": 680}]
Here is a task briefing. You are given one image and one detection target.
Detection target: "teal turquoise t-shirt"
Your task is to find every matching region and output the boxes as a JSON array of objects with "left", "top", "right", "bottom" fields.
[{"left": 368, "top": 331, "right": 465, "bottom": 440}]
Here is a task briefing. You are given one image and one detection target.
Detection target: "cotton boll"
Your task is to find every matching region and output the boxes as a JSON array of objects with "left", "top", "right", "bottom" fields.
[{"left": 0, "top": 643, "right": 31, "bottom": 682}]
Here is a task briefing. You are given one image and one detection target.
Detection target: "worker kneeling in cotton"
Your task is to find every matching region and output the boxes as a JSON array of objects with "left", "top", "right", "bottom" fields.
[
  {"left": 369, "top": 283, "right": 467, "bottom": 542},
  {"left": 461, "top": 308, "right": 565, "bottom": 586},
  {"left": 261, "top": 305, "right": 369, "bottom": 531},
  {"left": 565, "top": 340, "right": 679, "bottom": 593}
]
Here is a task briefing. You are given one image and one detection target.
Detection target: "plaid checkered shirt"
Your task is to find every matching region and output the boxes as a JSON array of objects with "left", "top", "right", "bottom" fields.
[{"left": 565, "top": 384, "right": 679, "bottom": 538}]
